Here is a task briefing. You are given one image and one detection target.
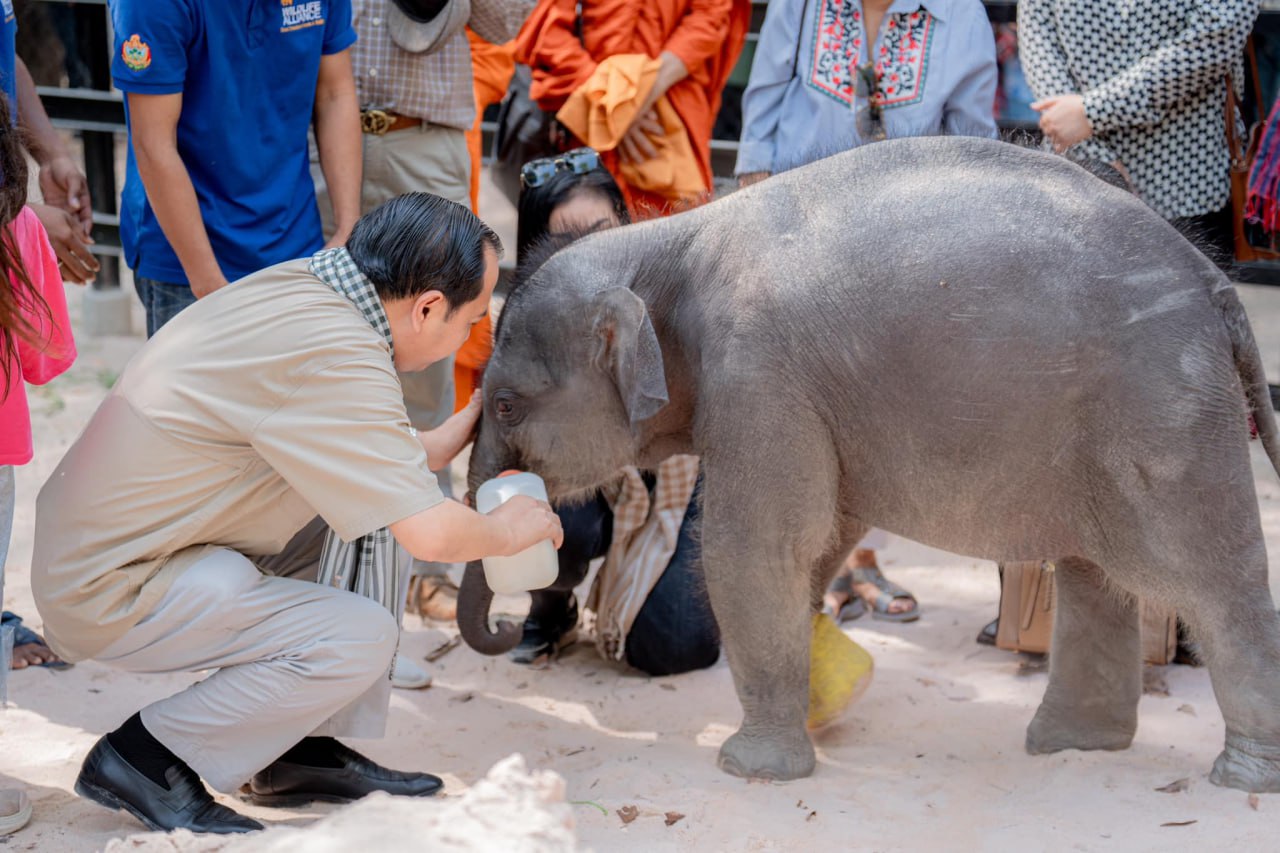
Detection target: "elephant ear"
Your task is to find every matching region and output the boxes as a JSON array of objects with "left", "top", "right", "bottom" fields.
[{"left": 590, "top": 287, "right": 669, "bottom": 425}]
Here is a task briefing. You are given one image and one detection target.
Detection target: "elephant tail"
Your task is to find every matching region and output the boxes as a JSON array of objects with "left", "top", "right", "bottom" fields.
[{"left": 1216, "top": 283, "right": 1280, "bottom": 480}]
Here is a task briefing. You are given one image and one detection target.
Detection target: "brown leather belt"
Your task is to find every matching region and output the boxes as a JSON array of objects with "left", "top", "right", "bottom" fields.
[{"left": 360, "top": 109, "right": 423, "bottom": 135}]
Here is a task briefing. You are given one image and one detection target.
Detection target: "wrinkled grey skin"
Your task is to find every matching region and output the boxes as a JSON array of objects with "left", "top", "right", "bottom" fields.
[{"left": 458, "top": 136, "right": 1280, "bottom": 792}]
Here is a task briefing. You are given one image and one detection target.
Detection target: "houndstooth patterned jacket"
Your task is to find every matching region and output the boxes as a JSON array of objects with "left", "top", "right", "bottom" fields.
[{"left": 1017, "top": 0, "right": 1259, "bottom": 220}]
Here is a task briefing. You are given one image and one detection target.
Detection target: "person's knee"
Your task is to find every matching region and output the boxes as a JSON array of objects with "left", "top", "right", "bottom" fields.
[
  {"left": 626, "top": 630, "right": 720, "bottom": 677},
  {"left": 322, "top": 595, "right": 398, "bottom": 683}
]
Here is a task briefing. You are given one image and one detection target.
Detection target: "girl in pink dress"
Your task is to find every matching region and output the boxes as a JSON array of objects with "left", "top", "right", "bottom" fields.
[{"left": 0, "top": 96, "right": 76, "bottom": 836}]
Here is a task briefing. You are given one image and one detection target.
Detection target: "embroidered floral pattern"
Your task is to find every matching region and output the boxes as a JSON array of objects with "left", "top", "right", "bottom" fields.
[
  {"left": 808, "top": 0, "right": 863, "bottom": 104},
  {"left": 808, "top": 1, "right": 934, "bottom": 110},
  {"left": 875, "top": 11, "right": 933, "bottom": 107}
]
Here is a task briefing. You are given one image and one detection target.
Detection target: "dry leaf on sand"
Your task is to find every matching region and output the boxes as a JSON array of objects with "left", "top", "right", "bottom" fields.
[
  {"left": 1160, "top": 820, "right": 1197, "bottom": 827},
  {"left": 425, "top": 636, "right": 461, "bottom": 662},
  {"left": 664, "top": 812, "right": 684, "bottom": 826},
  {"left": 1248, "top": 794, "right": 1260, "bottom": 811},
  {"left": 617, "top": 805, "right": 639, "bottom": 825},
  {"left": 1155, "top": 778, "right": 1190, "bottom": 794}
]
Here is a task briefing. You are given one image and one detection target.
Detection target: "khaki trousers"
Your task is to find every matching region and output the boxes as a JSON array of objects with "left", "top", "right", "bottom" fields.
[
  {"left": 96, "top": 521, "right": 400, "bottom": 793},
  {"left": 311, "top": 122, "right": 471, "bottom": 434}
]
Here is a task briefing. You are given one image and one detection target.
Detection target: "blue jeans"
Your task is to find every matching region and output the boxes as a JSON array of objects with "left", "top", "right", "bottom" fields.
[
  {"left": 535, "top": 476, "right": 719, "bottom": 676},
  {"left": 135, "top": 277, "right": 197, "bottom": 338}
]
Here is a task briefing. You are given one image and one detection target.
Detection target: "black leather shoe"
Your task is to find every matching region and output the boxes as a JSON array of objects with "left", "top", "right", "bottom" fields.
[
  {"left": 509, "top": 594, "right": 579, "bottom": 665},
  {"left": 247, "top": 742, "right": 443, "bottom": 806},
  {"left": 75, "top": 736, "right": 263, "bottom": 834}
]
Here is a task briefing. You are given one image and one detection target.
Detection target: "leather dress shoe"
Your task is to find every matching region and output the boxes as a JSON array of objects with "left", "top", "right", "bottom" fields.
[
  {"left": 247, "top": 741, "right": 443, "bottom": 806},
  {"left": 75, "top": 736, "right": 262, "bottom": 834}
]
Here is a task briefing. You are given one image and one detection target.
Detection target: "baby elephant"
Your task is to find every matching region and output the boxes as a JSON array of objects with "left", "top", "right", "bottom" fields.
[{"left": 459, "top": 136, "right": 1280, "bottom": 793}]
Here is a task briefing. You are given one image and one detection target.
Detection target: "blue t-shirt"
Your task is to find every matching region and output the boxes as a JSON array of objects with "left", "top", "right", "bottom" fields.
[
  {"left": 1, "top": 0, "right": 17, "bottom": 117},
  {"left": 110, "top": 0, "right": 356, "bottom": 286}
]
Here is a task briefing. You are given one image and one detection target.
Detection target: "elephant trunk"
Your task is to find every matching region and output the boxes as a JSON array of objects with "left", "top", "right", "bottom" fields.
[{"left": 456, "top": 558, "right": 524, "bottom": 655}]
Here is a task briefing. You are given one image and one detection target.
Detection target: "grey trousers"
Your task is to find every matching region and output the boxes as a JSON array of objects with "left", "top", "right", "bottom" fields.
[
  {"left": 311, "top": 123, "right": 472, "bottom": 580},
  {"left": 96, "top": 521, "right": 399, "bottom": 792}
]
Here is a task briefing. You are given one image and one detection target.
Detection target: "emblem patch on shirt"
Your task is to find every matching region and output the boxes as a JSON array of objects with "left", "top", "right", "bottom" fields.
[
  {"left": 121, "top": 34, "right": 151, "bottom": 72},
  {"left": 281, "top": 0, "right": 326, "bottom": 33},
  {"left": 808, "top": 1, "right": 934, "bottom": 110}
]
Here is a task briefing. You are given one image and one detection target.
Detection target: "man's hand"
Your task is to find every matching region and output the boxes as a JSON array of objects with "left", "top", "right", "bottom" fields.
[
  {"left": 39, "top": 155, "right": 93, "bottom": 237},
  {"left": 738, "top": 171, "right": 770, "bottom": 188},
  {"left": 30, "top": 202, "right": 99, "bottom": 284},
  {"left": 322, "top": 221, "right": 356, "bottom": 250},
  {"left": 488, "top": 495, "right": 564, "bottom": 555},
  {"left": 619, "top": 108, "right": 663, "bottom": 165},
  {"left": 1032, "top": 95, "right": 1093, "bottom": 153},
  {"left": 419, "top": 391, "right": 482, "bottom": 470},
  {"left": 619, "top": 51, "right": 687, "bottom": 165},
  {"left": 189, "top": 271, "right": 230, "bottom": 299}
]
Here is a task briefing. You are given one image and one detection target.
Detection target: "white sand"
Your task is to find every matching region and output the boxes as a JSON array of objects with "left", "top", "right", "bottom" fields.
[{"left": 1, "top": 285, "right": 1277, "bottom": 852}]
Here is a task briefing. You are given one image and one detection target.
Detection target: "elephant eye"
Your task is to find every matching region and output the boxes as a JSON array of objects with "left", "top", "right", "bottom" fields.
[{"left": 492, "top": 391, "right": 522, "bottom": 424}]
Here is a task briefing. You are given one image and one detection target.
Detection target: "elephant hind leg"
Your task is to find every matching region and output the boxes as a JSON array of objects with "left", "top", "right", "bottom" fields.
[
  {"left": 1170, "top": 539, "right": 1280, "bottom": 793},
  {"left": 1025, "top": 556, "right": 1142, "bottom": 755}
]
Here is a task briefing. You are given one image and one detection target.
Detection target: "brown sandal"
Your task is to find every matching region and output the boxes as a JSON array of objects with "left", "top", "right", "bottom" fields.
[{"left": 407, "top": 576, "right": 459, "bottom": 622}]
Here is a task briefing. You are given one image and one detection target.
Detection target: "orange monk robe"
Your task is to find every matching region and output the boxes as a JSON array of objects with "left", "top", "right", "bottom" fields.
[
  {"left": 455, "top": 29, "right": 517, "bottom": 413},
  {"left": 556, "top": 55, "right": 706, "bottom": 202},
  {"left": 514, "top": 0, "right": 751, "bottom": 216}
]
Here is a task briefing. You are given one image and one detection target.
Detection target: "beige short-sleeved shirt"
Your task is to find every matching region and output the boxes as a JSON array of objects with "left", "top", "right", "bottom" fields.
[{"left": 32, "top": 260, "right": 444, "bottom": 662}]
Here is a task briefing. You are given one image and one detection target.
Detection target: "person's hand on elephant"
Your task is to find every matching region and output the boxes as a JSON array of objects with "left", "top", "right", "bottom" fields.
[
  {"left": 420, "top": 391, "right": 483, "bottom": 470},
  {"left": 1032, "top": 94, "right": 1093, "bottom": 153},
  {"left": 488, "top": 494, "right": 564, "bottom": 554}
]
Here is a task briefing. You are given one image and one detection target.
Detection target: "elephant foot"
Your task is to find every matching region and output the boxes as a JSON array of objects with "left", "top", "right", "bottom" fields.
[
  {"left": 717, "top": 727, "right": 816, "bottom": 781},
  {"left": 1025, "top": 701, "right": 1136, "bottom": 755},
  {"left": 1210, "top": 733, "right": 1280, "bottom": 793}
]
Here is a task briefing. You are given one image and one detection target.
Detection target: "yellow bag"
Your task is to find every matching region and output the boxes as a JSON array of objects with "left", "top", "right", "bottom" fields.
[{"left": 808, "top": 613, "right": 874, "bottom": 730}]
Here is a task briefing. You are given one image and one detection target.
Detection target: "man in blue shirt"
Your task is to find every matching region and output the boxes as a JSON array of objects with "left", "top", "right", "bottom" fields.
[{"left": 110, "top": 0, "right": 363, "bottom": 336}]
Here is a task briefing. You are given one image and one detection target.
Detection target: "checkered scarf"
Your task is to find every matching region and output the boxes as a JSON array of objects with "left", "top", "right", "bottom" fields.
[
  {"left": 587, "top": 455, "right": 700, "bottom": 661},
  {"left": 310, "top": 247, "right": 403, "bottom": 618}
]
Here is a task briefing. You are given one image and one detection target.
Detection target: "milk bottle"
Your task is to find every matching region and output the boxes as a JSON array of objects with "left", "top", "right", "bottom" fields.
[{"left": 474, "top": 472, "right": 560, "bottom": 594}]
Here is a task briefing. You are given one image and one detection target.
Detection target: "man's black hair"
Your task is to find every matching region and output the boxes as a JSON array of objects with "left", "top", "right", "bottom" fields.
[{"left": 347, "top": 192, "right": 502, "bottom": 314}]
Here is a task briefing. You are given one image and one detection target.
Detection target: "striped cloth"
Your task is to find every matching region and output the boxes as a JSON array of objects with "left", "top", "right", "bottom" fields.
[
  {"left": 588, "top": 454, "right": 699, "bottom": 661},
  {"left": 310, "top": 247, "right": 405, "bottom": 618}
]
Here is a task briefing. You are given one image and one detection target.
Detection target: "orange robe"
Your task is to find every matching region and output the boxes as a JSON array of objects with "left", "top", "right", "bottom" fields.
[
  {"left": 514, "top": 0, "right": 751, "bottom": 217},
  {"left": 456, "top": 29, "right": 518, "bottom": 412}
]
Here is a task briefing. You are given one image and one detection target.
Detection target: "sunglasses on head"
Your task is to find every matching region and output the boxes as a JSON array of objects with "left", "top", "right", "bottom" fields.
[
  {"left": 855, "top": 62, "right": 886, "bottom": 143},
  {"left": 520, "top": 148, "right": 602, "bottom": 188}
]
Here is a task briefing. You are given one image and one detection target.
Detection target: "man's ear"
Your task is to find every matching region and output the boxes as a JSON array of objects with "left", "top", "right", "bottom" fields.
[
  {"left": 413, "top": 290, "right": 445, "bottom": 329},
  {"left": 591, "top": 287, "right": 669, "bottom": 425}
]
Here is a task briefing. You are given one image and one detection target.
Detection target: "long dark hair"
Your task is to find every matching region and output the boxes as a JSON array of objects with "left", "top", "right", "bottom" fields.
[
  {"left": 516, "top": 167, "right": 630, "bottom": 264},
  {"left": 0, "top": 95, "right": 51, "bottom": 398}
]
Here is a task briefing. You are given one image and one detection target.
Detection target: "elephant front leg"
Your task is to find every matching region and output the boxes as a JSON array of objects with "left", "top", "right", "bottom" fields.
[
  {"left": 1026, "top": 556, "right": 1141, "bottom": 754},
  {"left": 700, "top": 464, "right": 836, "bottom": 781},
  {"left": 708, "top": 531, "right": 816, "bottom": 780}
]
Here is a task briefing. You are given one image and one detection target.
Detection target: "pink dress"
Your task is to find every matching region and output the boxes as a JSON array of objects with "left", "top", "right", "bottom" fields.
[{"left": 0, "top": 207, "right": 76, "bottom": 466}]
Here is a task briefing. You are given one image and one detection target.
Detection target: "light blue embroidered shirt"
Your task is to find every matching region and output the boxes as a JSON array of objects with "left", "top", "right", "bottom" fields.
[{"left": 736, "top": 0, "right": 999, "bottom": 176}]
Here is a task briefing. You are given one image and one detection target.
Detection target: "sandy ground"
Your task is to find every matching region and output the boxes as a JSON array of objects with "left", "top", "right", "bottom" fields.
[{"left": 4, "top": 194, "right": 1280, "bottom": 849}]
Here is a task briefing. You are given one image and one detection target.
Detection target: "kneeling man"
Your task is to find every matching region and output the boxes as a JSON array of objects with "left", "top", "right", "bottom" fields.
[{"left": 32, "top": 195, "right": 561, "bottom": 833}]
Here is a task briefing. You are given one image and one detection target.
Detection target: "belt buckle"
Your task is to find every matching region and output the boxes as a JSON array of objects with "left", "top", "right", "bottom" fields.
[{"left": 361, "top": 109, "right": 392, "bottom": 135}]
